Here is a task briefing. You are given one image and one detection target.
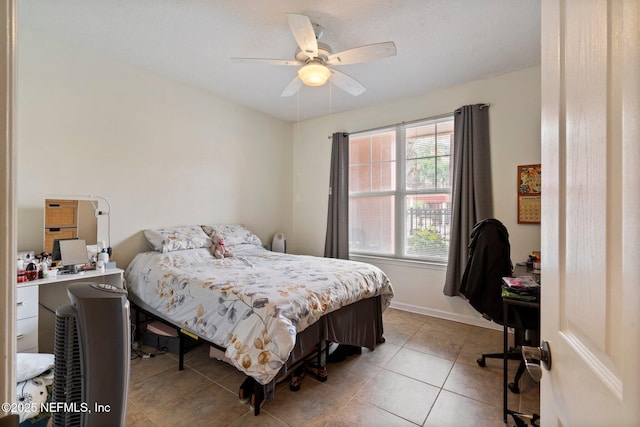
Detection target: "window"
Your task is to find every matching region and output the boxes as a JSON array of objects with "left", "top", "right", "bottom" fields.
[{"left": 349, "top": 116, "right": 454, "bottom": 262}]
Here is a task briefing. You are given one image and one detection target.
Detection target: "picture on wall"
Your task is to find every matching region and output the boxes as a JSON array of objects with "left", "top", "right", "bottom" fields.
[{"left": 518, "top": 164, "right": 541, "bottom": 224}]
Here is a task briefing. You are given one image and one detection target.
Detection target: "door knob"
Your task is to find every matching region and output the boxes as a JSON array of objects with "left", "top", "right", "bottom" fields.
[{"left": 521, "top": 340, "right": 552, "bottom": 382}]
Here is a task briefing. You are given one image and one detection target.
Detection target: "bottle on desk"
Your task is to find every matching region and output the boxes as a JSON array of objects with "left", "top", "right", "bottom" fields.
[
  {"left": 25, "top": 261, "right": 38, "bottom": 281},
  {"left": 97, "top": 248, "right": 109, "bottom": 272},
  {"left": 16, "top": 258, "right": 26, "bottom": 282},
  {"left": 98, "top": 248, "right": 109, "bottom": 264},
  {"left": 39, "top": 260, "right": 48, "bottom": 279}
]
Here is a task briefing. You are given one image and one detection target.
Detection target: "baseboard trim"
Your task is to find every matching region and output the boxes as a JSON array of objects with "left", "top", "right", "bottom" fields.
[{"left": 388, "top": 301, "right": 502, "bottom": 331}]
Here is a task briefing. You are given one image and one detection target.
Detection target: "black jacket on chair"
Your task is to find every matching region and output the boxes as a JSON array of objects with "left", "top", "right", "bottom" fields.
[{"left": 460, "top": 218, "right": 512, "bottom": 323}]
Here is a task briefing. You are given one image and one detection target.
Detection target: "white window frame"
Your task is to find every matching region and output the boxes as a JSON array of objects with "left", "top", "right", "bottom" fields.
[{"left": 349, "top": 114, "right": 454, "bottom": 263}]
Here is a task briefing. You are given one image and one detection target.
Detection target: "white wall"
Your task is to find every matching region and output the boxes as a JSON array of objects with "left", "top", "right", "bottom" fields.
[
  {"left": 17, "top": 29, "right": 293, "bottom": 267},
  {"left": 291, "top": 66, "right": 541, "bottom": 324},
  {"left": 17, "top": 27, "right": 541, "bottom": 325}
]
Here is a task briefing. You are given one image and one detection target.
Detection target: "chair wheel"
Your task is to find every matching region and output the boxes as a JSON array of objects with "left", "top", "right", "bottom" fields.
[
  {"left": 508, "top": 382, "right": 520, "bottom": 394},
  {"left": 477, "top": 357, "right": 486, "bottom": 367}
]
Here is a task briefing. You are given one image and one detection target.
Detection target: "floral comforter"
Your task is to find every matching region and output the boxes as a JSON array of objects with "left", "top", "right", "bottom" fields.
[{"left": 125, "top": 245, "right": 393, "bottom": 384}]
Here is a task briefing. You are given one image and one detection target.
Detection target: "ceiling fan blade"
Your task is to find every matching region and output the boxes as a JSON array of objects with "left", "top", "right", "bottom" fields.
[
  {"left": 231, "top": 57, "right": 303, "bottom": 66},
  {"left": 280, "top": 76, "right": 304, "bottom": 97},
  {"left": 287, "top": 13, "right": 318, "bottom": 59},
  {"left": 326, "top": 41, "right": 397, "bottom": 65},
  {"left": 329, "top": 69, "right": 366, "bottom": 96}
]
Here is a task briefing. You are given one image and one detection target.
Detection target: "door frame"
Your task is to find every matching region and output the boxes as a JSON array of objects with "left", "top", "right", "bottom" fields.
[{"left": 0, "top": 0, "right": 17, "bottom": 411}]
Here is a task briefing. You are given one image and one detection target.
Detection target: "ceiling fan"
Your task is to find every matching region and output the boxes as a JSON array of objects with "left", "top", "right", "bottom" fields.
[{"left": 231, "top": 13, "right": 397, "bottom": 97}]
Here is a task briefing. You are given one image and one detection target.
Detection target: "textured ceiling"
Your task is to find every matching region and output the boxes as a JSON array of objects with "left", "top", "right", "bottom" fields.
[{"left": 19, "top": 0, "right": 541, "bottom": 122}]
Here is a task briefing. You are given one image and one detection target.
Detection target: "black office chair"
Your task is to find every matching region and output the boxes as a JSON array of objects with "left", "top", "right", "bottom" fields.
[
  {"left": 476, "top": 309, "right": 538, "bottom": 393},
  {"left": 459, "top": 218, "right": 538, "bottom": 393}
]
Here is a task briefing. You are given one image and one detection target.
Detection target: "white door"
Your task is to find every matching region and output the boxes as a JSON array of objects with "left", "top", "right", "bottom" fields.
[{"left": 540, "top": 1, "right": 640, "bottom": 426}]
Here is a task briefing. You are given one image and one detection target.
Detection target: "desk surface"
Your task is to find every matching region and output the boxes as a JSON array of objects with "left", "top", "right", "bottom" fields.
[{"left": 17, "top": 267, "right": 124, "bottom": 288}]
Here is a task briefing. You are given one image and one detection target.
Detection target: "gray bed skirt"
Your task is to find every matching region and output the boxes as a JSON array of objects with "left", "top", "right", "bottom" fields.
[
  {"left": 266, "top": 295, "right": 385, "bottom": 399},
  {"left": 130, "top": 293, "right": 385, "bottom": 405}
]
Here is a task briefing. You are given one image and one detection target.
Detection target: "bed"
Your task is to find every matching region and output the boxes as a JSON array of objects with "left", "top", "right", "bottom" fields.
[{"left": 124, "top": 224, "right": 394, "bottom": 412}]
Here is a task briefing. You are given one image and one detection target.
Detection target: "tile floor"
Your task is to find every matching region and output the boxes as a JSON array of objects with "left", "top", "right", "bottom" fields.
[{"left": 126, "top": 308, "right": 539, "bottom": 426}]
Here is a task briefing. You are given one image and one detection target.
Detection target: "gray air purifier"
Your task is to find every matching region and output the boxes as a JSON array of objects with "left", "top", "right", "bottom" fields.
[
  {"left": 52, "top": 282, "right": 130, "bottom": 427},
  {"left": 271, "top": 233, "right": 286, "bottom": 253}
]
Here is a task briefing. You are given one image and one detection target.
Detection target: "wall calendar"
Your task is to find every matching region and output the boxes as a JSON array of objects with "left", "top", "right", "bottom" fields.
[{"left": 518, "top": 164, "right": 541, "bottom": 224}]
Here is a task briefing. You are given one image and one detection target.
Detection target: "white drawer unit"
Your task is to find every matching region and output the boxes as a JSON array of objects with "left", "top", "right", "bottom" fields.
[
  {"left": 17, "top": 316, "right": 39, "bottom": 353},
  {"left": 16, "top": 284, "right": 39, "bottom": 353},
  {"left": 16, "top": 284, "right": 38, "bottom": 319}
]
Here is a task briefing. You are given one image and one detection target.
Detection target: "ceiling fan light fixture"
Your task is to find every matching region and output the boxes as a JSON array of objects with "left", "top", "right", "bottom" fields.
[
  {"left": 233, "top": 14, "right": 396, "bottom": 97},
  {"left": 298, "top": 62, "right": 331, "bottom": 86}
]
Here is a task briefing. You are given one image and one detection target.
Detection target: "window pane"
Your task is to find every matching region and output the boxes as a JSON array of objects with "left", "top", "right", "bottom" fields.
[
  {"left": 406, "top": 124, "right": 436, "bottom": 149},
  {"left": 372, "top": 162, "right": 396, "bottom": 191},
  {"left": 438, "top": 155, "right": 451, "bottom": 188},
  {"left": 404, "top": 195, "right": 451, "bottom": 259},
  {"left": 406, "top": 158, "right": 436, "bottom": 190},
  {"left": 438, "top": 134, "right": 452, "bottom": 155},
  {"left": 350, "top": 136, "right": 371, "bottom": 163},
  {"left": 407, "top": 136, "right": 435, "bottom": 159},
  {"left": 437, "top": 119, "right": 454, "bottom": 134},
  {"left": 372, "top": 131, "right": 396, "bottom": 162},
  {"left": 349, "top": 164, "right": 371, "bottom": 193},
  {"left": 349, "top": 196, "right": 394, "bottom": 254}
]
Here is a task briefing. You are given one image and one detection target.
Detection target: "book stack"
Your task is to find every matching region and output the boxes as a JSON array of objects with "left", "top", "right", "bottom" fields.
[{"left": 502, "top": 276, "right": 540, "bottom": 301}]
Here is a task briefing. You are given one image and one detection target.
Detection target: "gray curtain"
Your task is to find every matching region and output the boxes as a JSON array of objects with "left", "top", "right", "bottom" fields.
[
  {"left": 443, "top": 104, "right": 493, "bottom": 296},
  {"left": 324, "top": 132, "right": 350, "bottom": 259}
]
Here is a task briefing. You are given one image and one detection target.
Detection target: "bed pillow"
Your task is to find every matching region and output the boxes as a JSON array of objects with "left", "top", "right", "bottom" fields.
[
  {"left": 16, "top": 352, "right": 54, "bottom": 383},
  {"left": 143, "top": 225, "right": 212, "bottom": 253},
  {"left": 201, "top": 224, "right": 262, "bottom": 249}
]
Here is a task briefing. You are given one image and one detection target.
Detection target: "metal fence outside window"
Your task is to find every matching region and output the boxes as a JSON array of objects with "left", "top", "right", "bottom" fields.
[{"left": 406, "top": 202, "right": 451, "bottom": 259}]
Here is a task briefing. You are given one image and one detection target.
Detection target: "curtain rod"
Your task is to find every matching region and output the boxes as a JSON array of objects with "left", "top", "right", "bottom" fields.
[
  {"left": 326, "top": 114, "right": 450, "bottom": 139},
  {"left": 455, "top": 103, "right": 490, "bottom": 113},
  {"left": 326, "top": 104, "right": 489, "bottom": 139}
]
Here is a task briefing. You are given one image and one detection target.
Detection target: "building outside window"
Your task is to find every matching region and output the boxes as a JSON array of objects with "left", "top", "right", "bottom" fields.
[{"left": 348, "top": 116, "right": 454, "bottom": 262}]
